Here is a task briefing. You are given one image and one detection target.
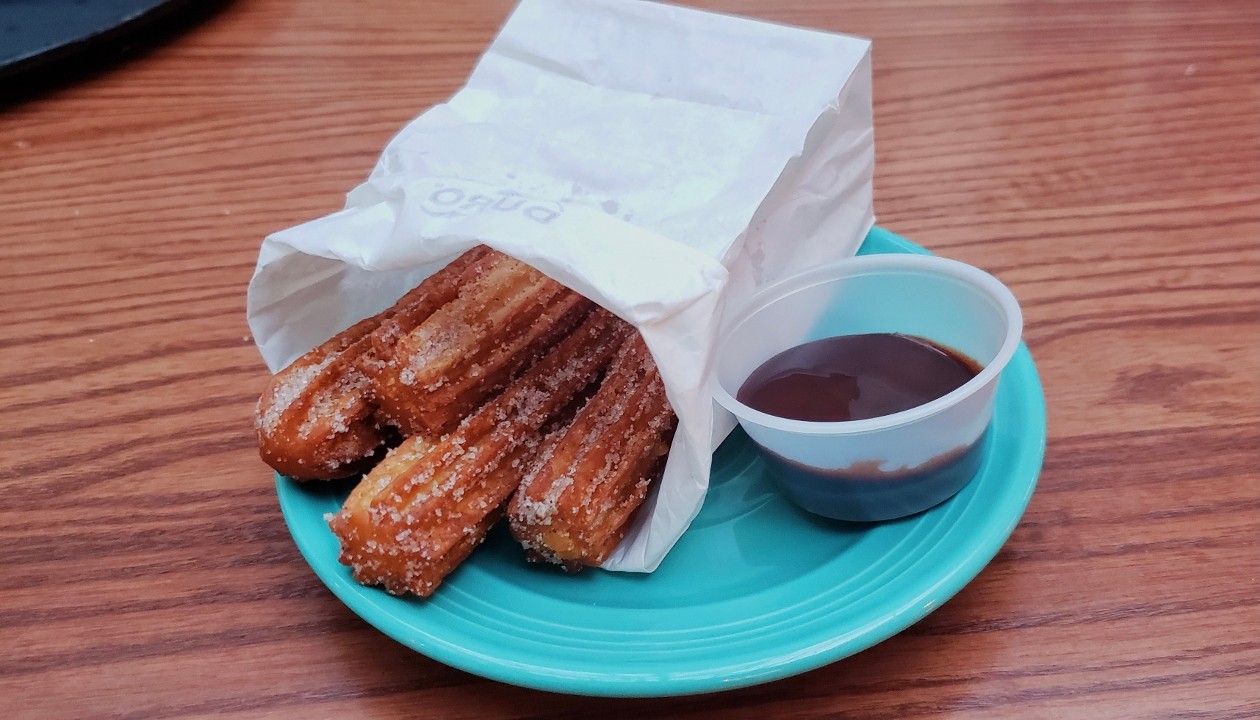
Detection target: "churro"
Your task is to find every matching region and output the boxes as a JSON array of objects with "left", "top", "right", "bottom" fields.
[
  {"left": 258, "top": 244, "right": 682, "bottom": 594},
  {"left": 254, "top": 247, "right": 491, "bottom": 480},
  {"left": 329, "top": 309, "right": 633, "bottom": 597},
  {"left": 254, "top": 313, "right": 388, "bottom": 480},
  {"left": 508, "top": 333, "right": 676, "bottom": 569},
  {"left": 367, "top": 250, "right": 594, "bottom": 437}
]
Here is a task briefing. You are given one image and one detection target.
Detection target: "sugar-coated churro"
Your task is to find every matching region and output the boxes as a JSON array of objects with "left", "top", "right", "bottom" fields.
[
  {"left": 254, "top": 247, "right": 492, "bottom": 480},
  {"left": 259, "top": 244, "right": 681, "bottom": 595},
  {"left": 329, "top": 309, "right": 633, "bottom": 596},
  {"left": 367, "top": 250, "right": 594, "bottom": 437},
  {"left": 508, "top": 334, "right": 676, "bottom": 570}
]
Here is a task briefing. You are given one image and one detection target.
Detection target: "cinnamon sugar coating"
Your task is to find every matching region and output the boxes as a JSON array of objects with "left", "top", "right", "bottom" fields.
[
  {"left": 329, "top": 310, "right": 631, "bottom": 597},
  {"left": 508, "top": 334, "right": 677, "bottom": 569},
  {"left": 366, "top": 251, "right": 595, "bottom": 437},
  {"left": 257, "top": 245, "right": 679, "bottom": 596},
  {"left": 254, "top": 247, "right": 490, "bottom": 480},
  {"left": 254, "top": 312, "right": 387, "bottom": 480}
]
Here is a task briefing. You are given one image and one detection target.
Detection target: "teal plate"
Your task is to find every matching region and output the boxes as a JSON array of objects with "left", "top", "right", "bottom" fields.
[{"left": 275, "top": 226, "right": 1047, "bottom": 697}]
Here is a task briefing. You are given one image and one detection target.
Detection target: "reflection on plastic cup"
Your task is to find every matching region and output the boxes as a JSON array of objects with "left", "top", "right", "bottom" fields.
[{"left": 712, "top": 254, "right": 1024, "bottom": 522}]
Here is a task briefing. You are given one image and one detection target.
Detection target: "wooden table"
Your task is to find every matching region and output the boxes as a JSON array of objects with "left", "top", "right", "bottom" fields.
[{"left": 3, "top": 1, "right": 1257, "bottom": 717}]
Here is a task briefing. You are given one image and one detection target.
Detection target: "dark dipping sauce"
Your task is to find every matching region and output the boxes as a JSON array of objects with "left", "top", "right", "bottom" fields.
[
  {"left": 736, "top": 333, "right": 988, "bottom": 521},
  {"left": 736, "top": 333, "right": 982, "bottom": 423}
]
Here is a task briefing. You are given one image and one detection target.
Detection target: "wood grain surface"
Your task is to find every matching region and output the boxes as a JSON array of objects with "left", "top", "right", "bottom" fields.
[{"left": 2, "top": 0, "right": 1257, "bottom": 717}]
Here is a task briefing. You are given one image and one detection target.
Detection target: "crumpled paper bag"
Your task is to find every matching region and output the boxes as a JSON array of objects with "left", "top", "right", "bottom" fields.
[{"left": 246, "top": 0, "right": 874, "bottom": 572}]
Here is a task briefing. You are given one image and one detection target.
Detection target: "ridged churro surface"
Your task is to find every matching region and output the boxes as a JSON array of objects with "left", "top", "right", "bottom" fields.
[
  {"left": 256, "top": 245, "right": 679, "bottom": 596},
  {"left": 254, "top": 247, "right": 489, "bottom": 479},
  {"left": 367, "top": 250, "right": 594, "bottom": 437},
  {"left": 329, "top": 309, "right": 632, "bottom": 596},
  {"left": 255, "top": 312, "right": 388, "bottom": 480},
  {"left": 509, "top": 334, "right": 677, "bottom": 569}
]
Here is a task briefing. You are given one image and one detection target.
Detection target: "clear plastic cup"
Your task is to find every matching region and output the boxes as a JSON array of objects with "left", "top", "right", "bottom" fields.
[{"left": 712, "top": 254, "right": 1024, "bottom": 522}]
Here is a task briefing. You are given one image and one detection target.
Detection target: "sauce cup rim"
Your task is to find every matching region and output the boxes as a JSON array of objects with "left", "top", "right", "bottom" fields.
[{"left": 711, "top": 254, "right": 1024, "bottom": 436}]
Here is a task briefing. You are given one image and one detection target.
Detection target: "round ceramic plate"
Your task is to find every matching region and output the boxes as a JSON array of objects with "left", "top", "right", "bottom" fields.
[{"left": 275, "top": 227, "right": 1047, "bottom": 697}]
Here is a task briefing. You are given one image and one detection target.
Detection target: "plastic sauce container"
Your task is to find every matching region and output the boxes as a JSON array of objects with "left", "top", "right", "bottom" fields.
[{"left": 712, "top": 254, "right": 1024, "bottom": 522}]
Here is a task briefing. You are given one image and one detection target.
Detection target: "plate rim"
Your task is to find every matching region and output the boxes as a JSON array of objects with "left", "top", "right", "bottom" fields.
[{"left": 274, "top": 226, "right": 1047, "bottom": 697}]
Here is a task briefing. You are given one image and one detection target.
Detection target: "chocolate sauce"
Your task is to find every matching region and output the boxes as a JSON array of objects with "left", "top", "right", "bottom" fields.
[
  {"left": 736, "top": 333, "right": 981, "bottom": 423},
  {"left": 736, "top": 333, "right": 989, "bottom": 521}
]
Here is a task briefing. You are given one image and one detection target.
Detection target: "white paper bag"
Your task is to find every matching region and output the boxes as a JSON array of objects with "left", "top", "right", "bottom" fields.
[{"left": 247, "top": 0, "right": 874, "bottom": 572}]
